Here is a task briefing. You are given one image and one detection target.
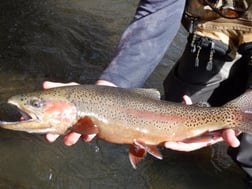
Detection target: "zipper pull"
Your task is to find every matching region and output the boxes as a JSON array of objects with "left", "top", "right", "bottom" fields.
[
  {"left": 206, "top": 41, "right": 215, "bottom": 71},
  {"left": 195, "top": 45, "right": 202, "bottom": 67},
  {"left": 188, "top": 16, "right": 198, "bottom": 34},
  {"left": 190, "top": 34, "right": 197, "bottom": 53},
  {"left": 189, "top": 19, "right": 195, "bottom": 33}
]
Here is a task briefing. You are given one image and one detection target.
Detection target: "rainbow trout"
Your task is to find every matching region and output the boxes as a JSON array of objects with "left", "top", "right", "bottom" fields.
[{"left": 0, "top": 85, "right": 251, "bottom": 168}]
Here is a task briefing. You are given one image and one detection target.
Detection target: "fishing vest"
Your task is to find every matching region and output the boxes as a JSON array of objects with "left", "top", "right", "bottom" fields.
[{"left": 183, "top": 0, "right": 252, "bottom": 58}]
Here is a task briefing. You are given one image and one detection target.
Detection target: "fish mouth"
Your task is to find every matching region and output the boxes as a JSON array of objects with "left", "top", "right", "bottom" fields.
[
  {"left": 0, "top": 101, "right": 58, "bottom": 134},
  {"left": 17, "top": 107, "right": 34, "bottom": 122},
  {"left": 0, "top": 102, "right": 33, "bottom": 124}
]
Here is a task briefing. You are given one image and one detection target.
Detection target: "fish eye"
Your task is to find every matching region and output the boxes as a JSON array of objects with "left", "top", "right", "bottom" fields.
[{"left": 29, "top": 98, "right": 45, "bottom": 108}]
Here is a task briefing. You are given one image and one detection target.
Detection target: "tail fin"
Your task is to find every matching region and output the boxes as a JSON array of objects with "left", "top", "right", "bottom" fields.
[{"left": 226, "top": 90, "right": 252, "bottom": 114}]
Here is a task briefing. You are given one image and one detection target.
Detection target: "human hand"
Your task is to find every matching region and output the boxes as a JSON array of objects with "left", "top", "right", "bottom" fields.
[
  {"left": 43, "top": 81, "right": 96, "bottom": 145},
  {"left": 43, "top": 80, "right": 117, "bottom": 146},
  {"left": 164, "top": 95, "right": 240, "bottom": 152}
]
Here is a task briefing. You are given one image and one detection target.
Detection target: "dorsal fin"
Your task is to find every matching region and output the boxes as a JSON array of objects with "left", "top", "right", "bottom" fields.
[
  {"left": 130, "top": 88, "right": 161, "bottom": 100},
  {"left": 193, "top": 101, "right": 211, "bottom": 108}
]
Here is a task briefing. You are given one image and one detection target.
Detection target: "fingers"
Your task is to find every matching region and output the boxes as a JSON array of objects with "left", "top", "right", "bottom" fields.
[
  {"left": 81, "top": 133, "right": 97, "bottom": 142},
  {"left": 183, "top": 131, "right": 223, "bottom": 143},
  {"left": 165, "top": 141, "right": 210, "bottom": 152},
  {"left": 64, "top": 132, "right": 82, "bottom": 146},
  {"left": 182, "top": 95, "right": 193, "bottom": 105},
  {"left": 43, "top": 81, "right": 79, "bottom": 89},
  {"left": 164, "top": 129, "right": 241, "bottom": 152},
  {"left": 164, "top": 135, "right": 223, "bottom": 152},
  {"left": 43, "top": 81, "right": 80, "bottom": 145},
  {"left": 43, "top": 81, "right": 99, "bottom": 146},
  {"left": 222, "top": 129, "right": 240, "bottom": 148},
  {"left": 45, "top": 132, "right": 96, "bottom": 145},
  {"left": 45, "top": 133, "right": 60, "bottom": 143},
  {"left": 95, "top": 80, "right": 118, "bottom": 87}
]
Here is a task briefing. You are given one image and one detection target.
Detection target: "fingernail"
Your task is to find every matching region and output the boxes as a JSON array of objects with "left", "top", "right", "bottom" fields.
[{"left": 45, "top": 134, "right": 58, "bottom": 142}]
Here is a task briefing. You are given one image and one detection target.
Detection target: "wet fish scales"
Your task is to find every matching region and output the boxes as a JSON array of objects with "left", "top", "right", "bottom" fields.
[{"left": 0, "top": 85, "right": 251, "bottom": 168}]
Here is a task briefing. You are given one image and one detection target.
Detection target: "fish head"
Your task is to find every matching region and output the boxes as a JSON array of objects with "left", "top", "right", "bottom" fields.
[{"left": 0, "top": 90, "right": 78, "bottom": 134}]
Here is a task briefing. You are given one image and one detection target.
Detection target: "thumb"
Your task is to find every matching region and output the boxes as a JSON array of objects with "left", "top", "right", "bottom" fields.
[
  {"left": 43, "top": 81, "right": 79, "bottom": 89},
  {"left": 183, "top": 95, "right": 193, "bottom": 105}
]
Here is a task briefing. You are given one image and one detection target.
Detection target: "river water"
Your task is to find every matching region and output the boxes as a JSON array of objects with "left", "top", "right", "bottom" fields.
[{"left": 0, "top": 0, "right": 246, "bottom": 188}]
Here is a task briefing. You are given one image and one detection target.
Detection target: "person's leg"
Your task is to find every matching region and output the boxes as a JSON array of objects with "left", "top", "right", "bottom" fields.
[
  {"left": 164, "top": 35, "right": 252, "bottom": 186},
  {"left": 163, "top": 34, "right": 237, "bottom": 104},
  {"left": 227, "top": 42, "right": 252, "bottom": 188},
  {"left": 164, "top": 37, "right": 252, "bottom": 188}
]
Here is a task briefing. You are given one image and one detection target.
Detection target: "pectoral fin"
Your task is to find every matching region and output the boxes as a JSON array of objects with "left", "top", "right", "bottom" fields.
[
  {"left": 129, "top": 139, "right": 163, "bottom": 169},
  {"left": 71, "top": 116, "right": 99, "bottom": 137}
]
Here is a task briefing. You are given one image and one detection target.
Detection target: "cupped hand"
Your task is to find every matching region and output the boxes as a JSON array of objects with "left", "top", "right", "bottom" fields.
[
  {"left": 43, "top": 80, "right": 116, "bottom": 146},
  {"left": 164, "top": 95, "right": 240, "bottom": 151},
  {"left": 43, "top": 81, "right": 95, "bottom": 146},
  {"left": 164, "top": 129, "right": 240, "bottom": 152}
]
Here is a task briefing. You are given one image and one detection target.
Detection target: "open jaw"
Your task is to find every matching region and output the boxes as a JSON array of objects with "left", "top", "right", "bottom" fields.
[
  {"left": 0, "top": 102, "right": 59, "bottom": 134},
  {"left": 0, "top": 102, "right": 33, "bottom": 124}
]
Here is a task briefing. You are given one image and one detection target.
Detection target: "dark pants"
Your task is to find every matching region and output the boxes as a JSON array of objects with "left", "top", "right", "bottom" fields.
[{"left": 163, "top": 34, "right": 252, "bottom": 186}]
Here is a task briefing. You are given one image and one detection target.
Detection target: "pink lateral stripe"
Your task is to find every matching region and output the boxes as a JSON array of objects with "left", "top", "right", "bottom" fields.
[{"left": 116, "top": 106, "right": 187, "bottom": 122}]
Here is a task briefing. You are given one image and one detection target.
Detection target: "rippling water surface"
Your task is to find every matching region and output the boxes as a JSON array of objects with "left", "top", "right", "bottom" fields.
[{"left": 0, "top": 1, "right": 246, "bottom": 188}]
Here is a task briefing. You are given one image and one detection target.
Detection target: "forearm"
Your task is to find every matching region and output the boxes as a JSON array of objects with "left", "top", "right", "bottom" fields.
[{"left": 99, "top": 0, "right": 186, "bottom": 88}]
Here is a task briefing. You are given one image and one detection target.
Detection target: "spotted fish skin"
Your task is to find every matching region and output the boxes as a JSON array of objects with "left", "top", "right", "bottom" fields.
[{"left": 1, "top": 85, "right": 252, "bottom": 168}]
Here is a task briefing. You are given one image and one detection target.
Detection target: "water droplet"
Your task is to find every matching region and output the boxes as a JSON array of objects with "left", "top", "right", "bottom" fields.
[
  {"left": 94, "top": 145, "right": 100, "bottom": 153},
  {"left": 48, "top": 168, "right": 53, "bottom": 180}
]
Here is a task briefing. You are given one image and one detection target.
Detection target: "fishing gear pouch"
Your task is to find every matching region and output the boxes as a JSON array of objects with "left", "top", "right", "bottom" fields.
[{"left": 163, "top": 34, "right": 233, "bottom": 103}]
